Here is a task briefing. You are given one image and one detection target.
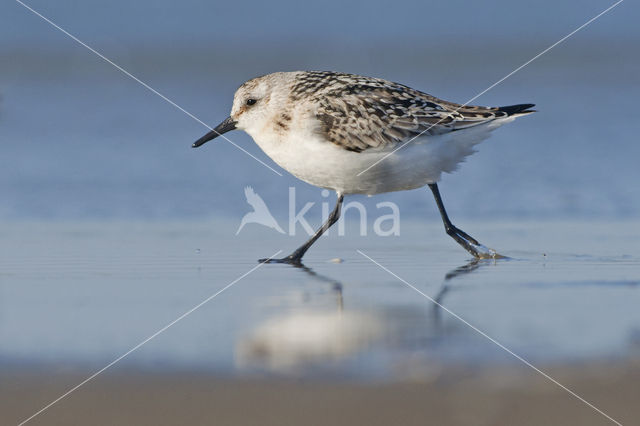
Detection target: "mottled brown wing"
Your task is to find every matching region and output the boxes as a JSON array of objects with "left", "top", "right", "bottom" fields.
[{"left": 314, "top": 83, "right": 511, "bottom": 153}]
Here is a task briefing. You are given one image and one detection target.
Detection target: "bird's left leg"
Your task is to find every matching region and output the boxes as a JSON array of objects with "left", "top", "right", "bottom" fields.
[
  {"left": 428, "top": 183, "right": 505, "bottom": 259},
  {"left": 260, "top": 193, "right": 344, "bottom": 265}
]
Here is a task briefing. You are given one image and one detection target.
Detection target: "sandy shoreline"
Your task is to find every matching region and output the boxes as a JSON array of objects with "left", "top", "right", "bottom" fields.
[{"left": 4, "top": 361, "right": 638, "bottom": 426}]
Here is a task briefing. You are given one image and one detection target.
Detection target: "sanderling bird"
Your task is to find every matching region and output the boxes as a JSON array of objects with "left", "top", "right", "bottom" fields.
[{"left": 193, "top": 71, "right": 534, "bottom": 264}]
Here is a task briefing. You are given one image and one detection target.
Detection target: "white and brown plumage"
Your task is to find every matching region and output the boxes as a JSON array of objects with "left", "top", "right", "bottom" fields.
[{"left": 193, "top": 71, "right": 535, "bottom": 263}]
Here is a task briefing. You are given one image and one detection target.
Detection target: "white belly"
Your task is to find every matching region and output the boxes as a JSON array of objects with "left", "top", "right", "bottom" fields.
[{"left": 247, "top": 117, "right": 514, "bottom": 195}]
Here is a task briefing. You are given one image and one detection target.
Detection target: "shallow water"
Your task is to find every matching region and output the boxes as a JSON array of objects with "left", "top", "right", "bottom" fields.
[{"left": 1, "top": 219, "right": 638, "bottom": 379}]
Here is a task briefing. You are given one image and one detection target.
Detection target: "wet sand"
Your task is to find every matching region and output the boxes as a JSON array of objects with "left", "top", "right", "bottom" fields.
[
  {"left": 1, "top": 220, "right": 639, "bottom": 425},
  {"left": 4, "top": 361, "right": 639, "bottom": 426}
]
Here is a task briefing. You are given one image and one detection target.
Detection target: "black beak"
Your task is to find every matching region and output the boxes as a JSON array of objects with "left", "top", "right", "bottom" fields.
[{"left": 192, "top": 116, "right": 237, "bottom": 148}]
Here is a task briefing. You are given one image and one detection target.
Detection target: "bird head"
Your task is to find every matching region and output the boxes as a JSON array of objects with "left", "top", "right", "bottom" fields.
[{"left": 192, "top": 72, "right": 294, "bottom": 148}]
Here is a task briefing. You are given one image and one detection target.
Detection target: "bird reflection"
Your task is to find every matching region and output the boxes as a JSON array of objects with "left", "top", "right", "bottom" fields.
[
  {"left": 433, "top": 259, "right": 482, "bottom": 306},
  {"left": 235, "top": 263, "right": 366, "bottom": 372},
  {"left": 236, "top": 259, "right": 497, "bottom": 373},
  {"left": 293, "top": 263, "right": 344, "bottom": 311},
  {"left": 432, "top": 258, "right": 491, "bottom": 326}
]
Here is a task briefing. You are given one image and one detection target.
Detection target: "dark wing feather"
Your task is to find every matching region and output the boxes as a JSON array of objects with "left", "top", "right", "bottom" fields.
[{"left": 302, "top": 72, "right": 531, "bottom": 152}]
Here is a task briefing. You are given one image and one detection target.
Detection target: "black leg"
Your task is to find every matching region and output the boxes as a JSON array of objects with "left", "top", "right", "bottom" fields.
[
  {"left": 428, "top": 183, "right": 504, "bottom": 259},
  {"left": 260, "top": 193, "right": 344, "bottom": 265}
]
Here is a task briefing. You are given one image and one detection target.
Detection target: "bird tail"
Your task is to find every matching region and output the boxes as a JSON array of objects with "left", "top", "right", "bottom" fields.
[
  {"left": 497, "top": 103, "right": 536, "bottom": 117},
  {"left": 432, "top": 103, "right": 535, "bottom": 176}
]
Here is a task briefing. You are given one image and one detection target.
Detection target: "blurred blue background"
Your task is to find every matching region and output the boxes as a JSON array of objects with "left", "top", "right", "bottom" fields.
[{"left": 1, "top": 0, "right": 638, "bottom": 221}]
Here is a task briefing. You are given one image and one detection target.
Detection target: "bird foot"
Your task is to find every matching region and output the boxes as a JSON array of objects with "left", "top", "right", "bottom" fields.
[
  {"left": 452, "top": 229, "right": 507, "bottom": 260},
  {"left": 258, "top": 255, "right": 303, "bottom": 266},
  {"left": 469, "top": 242, "right": 507, "bottom": 260}
]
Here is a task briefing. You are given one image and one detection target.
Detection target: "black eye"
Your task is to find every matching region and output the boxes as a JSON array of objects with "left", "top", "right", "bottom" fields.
[{"left": 246, "top": 98, "right": 257, "bottom": 106}]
